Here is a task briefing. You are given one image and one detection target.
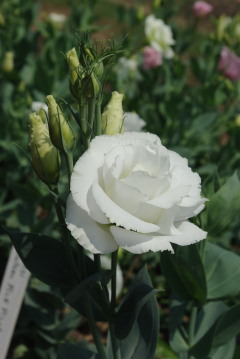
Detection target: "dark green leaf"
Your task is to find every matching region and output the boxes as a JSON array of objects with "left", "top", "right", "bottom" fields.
[
  {"left": 7, "top": 230, "right": 77, "bottom": 293},
  {"left": 57, "top": 343, "right": 99, "bottom": 359},
  {"left": 205, "top": 242, "right": 240, "bottom": 300},
  {"left": 190, "top": 302, "right": 240, "bottom": 358},
  {"left": 206, "top": 172, "right": 240, "bottom": 236},
  {"left": 65, "top": 271, "right": 112, "bottom": 321},
  {"left": 108, "top": 266, "right": 159, "bottom": 359},
  {"left": 212, "top": 304, "right": 240, "bottom": 348},
  {"left": 210, "top": 339, "right": 236, "bottom": 359},
  {"left": 161, "top": 244, "right": 207, "bottom": 305}
]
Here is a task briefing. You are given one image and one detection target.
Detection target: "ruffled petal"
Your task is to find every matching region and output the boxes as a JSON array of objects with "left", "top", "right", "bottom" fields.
[
  {"left": 66, "top": 194, "right": 118, "bottom": 254},
  {"left": 167, "top": 221, "right": 207, "bottom": 245},
  {"left": 92, "top": 182, "right": 160, "bottom": 233},
  {"left": 110, "top": 226, "right": 173, "bottom": 254}
]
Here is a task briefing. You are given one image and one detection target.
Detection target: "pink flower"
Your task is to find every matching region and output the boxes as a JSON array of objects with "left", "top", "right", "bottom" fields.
[
  {"left": 193, "top": 1, "right": 213, "bottom": 17},
  {"left": 143, "top": 46, "right": 162, "bottom": 70},
  {"left": 218, "top": 47, "right": 240, "bottom": 81}
]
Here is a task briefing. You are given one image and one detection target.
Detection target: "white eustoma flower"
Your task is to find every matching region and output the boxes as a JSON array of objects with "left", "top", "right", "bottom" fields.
[
  {"left": 124, "top": 112, "right": 146, "bottom": 132},
  {"left": 66, "top": 132, "right": 207, "bottom": 254},
  {"left": 145, "top": 15, "right": 175, "bottom": 59}
]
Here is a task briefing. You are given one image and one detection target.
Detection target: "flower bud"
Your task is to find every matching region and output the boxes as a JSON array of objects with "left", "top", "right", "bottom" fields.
[
  {"left": 2, "top": 51, "right": 14, "bottom": 73},
  {"left": 66, "top": 48, "right": 81, "bottom": 85},
  {"left": 82, "top": 72, "right": 101, "bottom": 100},
  {"left": 66, "top": 48, "right": 82, "bottom": 99},
  {"left": 46, "top": 95, "right": 75, "bottom": 153},
  {"left": 79, "top": 43, "right": 104, "bottom": 78},
  {"left": 29, "top": 113, "right": 61, "bottom": 186},
  {"left": 0, "top": 12, "right": 5, "bottom": 26},
  {"left": 102, "top": 91, "right": 124, "bottom": 135}
]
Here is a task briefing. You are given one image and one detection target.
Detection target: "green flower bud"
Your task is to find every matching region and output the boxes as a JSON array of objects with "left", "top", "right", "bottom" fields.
[
  {"left": 66, "top": 48, "right": 81, "bottom": 85},
  {"left": 29, "top": 113, "right": 61, "bottom": 186},
  {"left": 66, "top": 48, "right": 82, "bottom": 99},
  {"left": 102, "top": 91, "right": 124, "bottom": 135},
  {"left": 79, "top": 43, "right": 104, "bottom": 78},
  {"left": 82, "top": 72, "right": 101, "bottom": 100},
  {"left": 0, "top": 12, "right": 5, "bottom": 26},
  {"left": 2, "top": 51, "right": 14, "bottom": 73},
  {"left": 46, "top": 95, "right": 75, "bottom": 153}
]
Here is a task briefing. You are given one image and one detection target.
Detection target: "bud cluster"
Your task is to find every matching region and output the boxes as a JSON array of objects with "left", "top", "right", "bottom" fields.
[{"left": 29, "top": 34, "right": 125, "bottom": 186}]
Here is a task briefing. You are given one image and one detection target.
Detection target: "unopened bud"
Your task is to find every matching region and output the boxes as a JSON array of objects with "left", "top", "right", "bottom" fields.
[
  {"left": 82, "top": 72, "right": 101, "bottom": 100},
  {"left": 102, "top": 91, "right": 124, "bottom": 135},
  {"left": 66, "top": 48, "right": 81, "bottom": 85},
  {"left": 29, "top": 113, "right": 61, "bottom": 186},
  {"left": 46, "top": 95, "right": 75, "bottom": 153},
  {"left": 2, "top": 51, "right": 14, "bottom": 73},
  {"left": 0, "top": 12, "right": 5, "bottom": 26}
]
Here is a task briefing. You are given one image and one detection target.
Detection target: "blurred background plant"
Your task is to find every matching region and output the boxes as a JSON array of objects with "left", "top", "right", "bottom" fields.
[{"left": 1, "top": 0, "right": 240, "bottom": 358}]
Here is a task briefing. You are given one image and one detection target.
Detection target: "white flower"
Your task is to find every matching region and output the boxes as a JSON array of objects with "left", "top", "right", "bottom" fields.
[
  {"left": 145, "top": 15, "right": 175, "bottom": 59},
  {"left": 124, "top": 112, "right": 146, "bottom": 132},
  {"left": 31, "top": 101, "right": 48, "bottom": 114},
  {"left": 118, "top": 57, "right": 138, "bottom": 71},
  {"left": 66, "top": 132, "right": 207, "bottom": 254},
  {"left": 48, "top": 12, "right": 67, "bottom": 24}
]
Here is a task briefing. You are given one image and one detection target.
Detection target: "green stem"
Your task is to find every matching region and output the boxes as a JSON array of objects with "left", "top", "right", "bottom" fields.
[
  {"left": 94, "top": 253, "right": 101, "bottom": 272},
  {"left": 64, "top": 151, "right": 73, "bottom": 190},
  {"left": 109, "top": 249, "right": 120, "bottom": 359},
  {"left": 189, "top": 306, "right": 198, "bottom": 359},
  {"left": 50, "top": 186, "right": 80, "bottom": 282},
  {"left": 109, "top": 323, "right": 120, "bottom": 359},
  {"left": 80, "top": 103, "right": 90, "bottom": 150},
  {"left": 84, "top": 293, "right": 107, "bottom": 359},
  {"left": 88, "top": 98, "right": 96, "bottom": 138},
  {"left": 95, "top": 101, "right": 102, "bottom": 136},
  {"left": 111, "top": 250, "right": 118, "bottom": 313}
]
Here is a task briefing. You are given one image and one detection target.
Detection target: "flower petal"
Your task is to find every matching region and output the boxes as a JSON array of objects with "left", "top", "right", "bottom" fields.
[
  {"left": 66, "top": 194, "right": 118, "bottom": 254},
  {"left": 110, "top": 226, "right": 173, "bottom": 254},
  {"left": 168, "top": 221, "right": 207, "bottom": 245},
  {"left": 92, "top": 182, "right": 160, "bottom": 233}
]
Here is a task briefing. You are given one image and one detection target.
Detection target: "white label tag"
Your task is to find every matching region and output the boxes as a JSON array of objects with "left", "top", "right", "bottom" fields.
[{"left": 0, "top": 247, "right": 30, "bottom": 359}]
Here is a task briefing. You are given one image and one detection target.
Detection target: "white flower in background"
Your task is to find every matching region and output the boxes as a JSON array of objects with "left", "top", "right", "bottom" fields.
[
  {"left": 145, "top": 15, "right": 175, "bottom": 59},
  {"left": 47, "top": 12, "right": 67, "bottom": 30},
  {"left": 31, "top": 101, "right": 48, "bottom": 114},
  {"left": 124, "top": 112, "right": 146, "bottom": 132},
  {"left": 118, "top": 57, "right": 138, "bottom": 71},
  {"left": 66, "top": 132, "right": 207, "bottom": 254}
]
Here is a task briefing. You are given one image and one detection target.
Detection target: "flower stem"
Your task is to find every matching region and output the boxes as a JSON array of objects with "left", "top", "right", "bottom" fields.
[
  {"left": 109, "top": 249, "right": 120, "bottom": 359},
  {"left": 64, "top": 151, "right": 73, "bottom": 190},
  {"left": 88, "top": 98, "right": 96, "bottom": 138},
  {"left": 188, "top": 305, "right": 198, "bottom": 359},
  {"left": 111, "top": 249, "right": 118, "bottom": 312},
  {"left": 50, "top": 186, "right": 80, "bottom": 282},
  {"left": 95, "top": 101, "right": 102, "bottom": 136},
  {"left": 84, "top": 293, "right": 107, "bottom": 359},
  {"left": 94, "top": 253, "right": 101, "bottom": 271}
]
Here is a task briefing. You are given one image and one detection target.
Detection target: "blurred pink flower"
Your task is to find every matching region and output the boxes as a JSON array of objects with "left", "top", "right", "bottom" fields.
[
  {"left": 143, "top": 46, "right": 162, "bottom": 70},
  {"left": 193, "top": 1, "right": 213, "bottom": 17},
  {"left": 218, "top": 47, "right": 240, "bottom": 81}
]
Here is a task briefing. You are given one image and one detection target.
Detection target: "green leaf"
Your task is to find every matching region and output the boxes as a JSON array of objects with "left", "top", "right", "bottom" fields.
[
  {"left": 161, "top": 244, "right": 207, "bottom": 305},
  {"left": 114, "top": 267, "right": 158, "bottom": 339},
  {"left": 212, "top": 304, "right": 240, "bottom": 348},
  {"left": 57, "top": 343, "right": 99, "bottom": 359},
  {"left": 210, "top": 339, "right": 236, "bottom": 359},
  {"left": 108, "top": 266, "right": 159, "bottom": 359},
  {"left": 205, "top": 242, "right": 240, "bottom": 300},
  {"left": 206, "top": 172, "right": 240, "bottom": 236},
  {"left": 189, "top": 303, "right": 240, "bottom": 358},
  {"left": 65, "top": 271, "right": 112, "bottom": 321},
  {"left": 7, "top": 230, "right": 77, "bottom": 294}
]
